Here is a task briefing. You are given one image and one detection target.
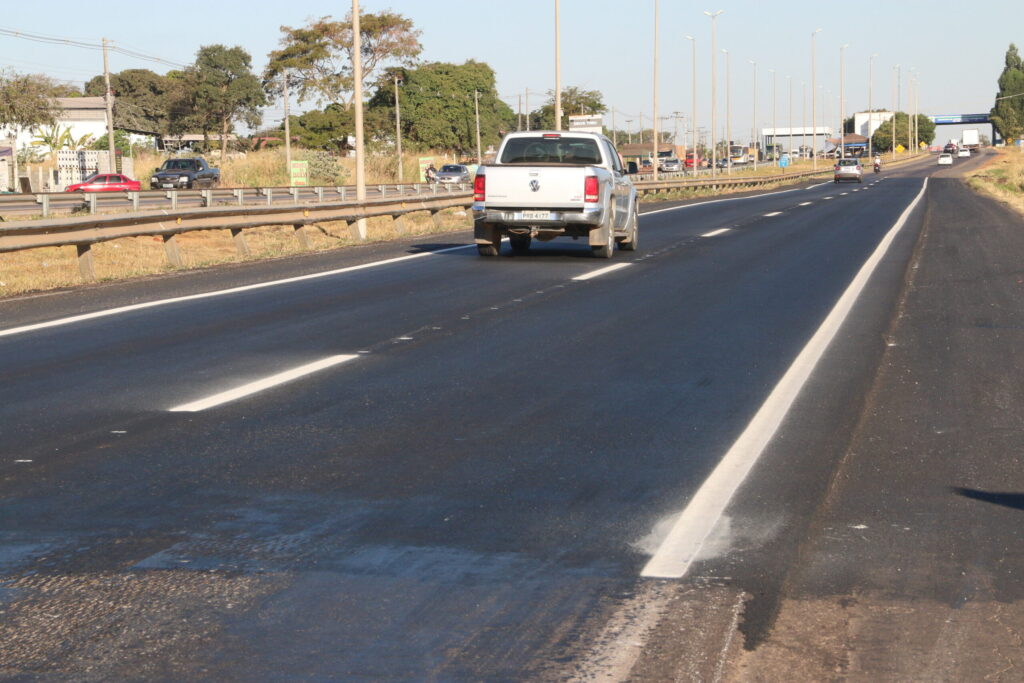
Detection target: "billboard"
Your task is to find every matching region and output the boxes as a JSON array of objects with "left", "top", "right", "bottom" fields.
[{"left": 568, "top": 115, "right": 604, "bottom": 134}]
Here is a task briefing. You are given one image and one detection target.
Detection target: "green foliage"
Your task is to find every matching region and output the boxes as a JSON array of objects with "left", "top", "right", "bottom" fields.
[
  {"left": 991, "top": 43, "right": 1024, "bottom": 141},
  {"left": 31, "top": 124, "right": 95, "bottom": 153},
  {"left": 529, "top": 86, "right": 606, "bottom": 130},
  {"left": 290, "top": 103, "right": 353, "bottom": 151},
  {"left": 85, "top": 68, "right": 176, "bottom": 134},
  {"left": 299, "top": 149, "right": 347, "bottom": 184},
  {"left": 871, "top": 112, "right": 935, "bottom": 152},
  {"left": 0, "top": 70, "right": 62, "bottom": 133},
  {"left": 185, "top": 45, "right": 267, "bottom": 157},
  {"left": 263, "top": 11, "right": 422, "bottom": 107},
  {"left": 91, "top": 130, "right": 135, "bottom": 155},
  {"left": 366, "top": 60, "right": 514, "bottom": 154}
]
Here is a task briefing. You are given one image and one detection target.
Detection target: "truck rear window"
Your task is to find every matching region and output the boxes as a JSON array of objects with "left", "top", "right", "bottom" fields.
[{"left": 500, "top": 137, "right": 603, "bottom": 165}]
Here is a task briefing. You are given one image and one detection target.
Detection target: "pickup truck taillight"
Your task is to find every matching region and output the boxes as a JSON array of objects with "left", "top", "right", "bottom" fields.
[
  {"left": 473, "top": 174, "right": 485, "bottom": 201},
  {"left": 584, "top": 176, "right": 599, "bottom": 203}
]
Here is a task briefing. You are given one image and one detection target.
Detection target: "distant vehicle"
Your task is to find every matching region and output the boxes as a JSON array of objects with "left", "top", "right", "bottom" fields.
[
  {"left": 728, "top": 144, "right": 750, "bottom": 165},
  {"left": 716, "top": 157, "right": 732, "bottom": 169},
  {"left": 833, "top": 158, "right": 863, "bottom": 183},
  {"left": 684, "top": 152, "right": 702, "bottom": 169},
  {"left": 961, "top": 128, "right": 980, "bottom": 152},
  {"left": 659, "top": 158, "right": 682, "bottom": 172},
  {"left": 436, "top": 164, "right": 471, "bottom": 184},
  {"left": 471, "top": 131, "right": 638, "bottom": 258},
  {"left": 639, "top": 159, "right": 654, "bottom": 173},
  {"left": 957, "top": 148, "right": 971, "bottom": 158},
  {"left": 150, "top": 158, "right": 220, "bottom": 190},
  {"left": 943, "top": 143, "right": 958, "bottom": 155},
  {"left": 65, "top": 173, "right": 141, "bottom": 193},
  {"left": 937, "top": 153, "right": 954, "bottom": 166}
]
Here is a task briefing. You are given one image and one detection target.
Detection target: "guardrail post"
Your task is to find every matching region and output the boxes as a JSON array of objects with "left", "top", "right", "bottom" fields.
[
  {"left": 293, "top": 223, "right": 311, "bottom": 250},
  {"left": 163, "top": 233, "right": 183, "bottom": 267},
  {"left": 201, "top": 189, "right": 213, "bottom": 207},
  {"left": 233, "top": 189, "right": 245, "bottom": 206},
  {"left": 336, "top": 186, "right": 346, "bottom": 201},
  {"left": 415, "top": 184, "right": 422, "bottom": 195},
  {"left": 128, "top": 191, "right": 140, "bottom": 211},
  {"left": 76, "top": 244, "right": 96, "bottom": 281},
  {"left": 87, "top": 193, "right": 98, "bottom": 214},
  {"left": 379, "top": 184, "right": 386, "bottom": 197},
  {"left": 393, "top": 214, "right": 407, "bottom": 236},
  {"left": 165, "top": 190, "right": 177, "bottom": 211},
  {"left": 290, "top": 188, "right": 301, "bottom": 203},
  {"left": 315, "top": 187, "right": 324, "bottom": 203},
  {"left": 432, "top": 184, "right": 438, "bottom": 195},
  {"left": 230, "top": 228, "right": 250, "bottom": 256},
  {"left": 261, "top": 188, "right": 272, "bottom": 206},
  {"left": 35, "top": 194, "right": 49, "bottom": 217}
]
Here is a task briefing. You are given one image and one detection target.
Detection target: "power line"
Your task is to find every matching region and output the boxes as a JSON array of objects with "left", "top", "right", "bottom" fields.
[{"left": 0, "top": 26, "right": 187, "bottom": 70}]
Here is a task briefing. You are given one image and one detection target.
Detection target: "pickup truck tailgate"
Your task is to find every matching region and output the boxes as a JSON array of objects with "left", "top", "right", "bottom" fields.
[{"left": 484, "top": 166, "right": 589, "bottom": 208}]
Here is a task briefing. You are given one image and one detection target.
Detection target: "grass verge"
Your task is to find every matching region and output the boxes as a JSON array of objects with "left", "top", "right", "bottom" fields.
[{"left": 965, "top": 148, "right": 1024, "bottom": 216}]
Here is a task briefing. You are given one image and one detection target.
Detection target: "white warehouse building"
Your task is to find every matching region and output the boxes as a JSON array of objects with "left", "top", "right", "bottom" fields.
[{"left": 854, "top": 111, "right": 894, "bottom": 139}]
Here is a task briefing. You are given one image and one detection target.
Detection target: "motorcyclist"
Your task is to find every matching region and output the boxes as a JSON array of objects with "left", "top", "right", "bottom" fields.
[
  {"left": 425, "top": 164, "right": 438, "bottom": 183},
  {"left": 873, "top": 155, "right": 881, "bottom": 172}
]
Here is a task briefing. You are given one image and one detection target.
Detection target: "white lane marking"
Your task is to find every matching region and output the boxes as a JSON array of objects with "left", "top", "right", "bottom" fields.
[
  {"left": 824, "top": 197, "right": 834, "bottom": 200},
  {"left": 805, "top": 181, "right": 831, "bottom": 190},
  {"left": 840, "top": 192, "right": 849, "bottom": 196},
  {"left": 0, "top": 244, "right": 477, "bottom": 339},
  {"left": 701, "top": 228, "right": 731, "bottom": 238},
  {"left": 572, "top": 263, "right": 632, "bottom": 281},
  {"left": 641, "top": 178, "right": 929, "bottom": 579},
  {"left": 169, "top": 354, "right": 358, "bottom": 412},
  {"left": 852, "top": 189, "right": 860, "bottom": 192},
  {"left": 798, "top": 202, "right": 813, "bottom": 206},
  {"left": 764, "top": 211, "right": 782, "bottom": 217},
  {"left": 641, "top": 182, "right": 815, "bottom": 217}
]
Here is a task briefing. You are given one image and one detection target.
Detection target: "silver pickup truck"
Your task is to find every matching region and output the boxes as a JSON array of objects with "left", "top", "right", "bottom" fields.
[{"left": 471, "top": 131, "right": 639, "bottom": 257}]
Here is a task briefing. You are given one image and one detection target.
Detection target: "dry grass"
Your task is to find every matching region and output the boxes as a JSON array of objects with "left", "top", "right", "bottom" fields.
[
  {"left": 0, "top": 207, "right": 472, "bottom": 297},
  {"left": 966, "top": 147, "right": 1024, "bottom": 215}
]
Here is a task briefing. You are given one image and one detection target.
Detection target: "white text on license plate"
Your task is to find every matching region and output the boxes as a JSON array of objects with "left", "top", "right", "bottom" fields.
[{"left": 521, "top": 211, "right": 551, "bottom": 221}]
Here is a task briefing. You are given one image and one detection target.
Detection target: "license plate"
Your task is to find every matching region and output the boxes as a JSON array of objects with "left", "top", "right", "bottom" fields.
[
  {"left": 520, "top": 211, "right": 551, "bottom": 221},
  {"left": 162, "top": 183, "right": 175, "bottom": 188}
]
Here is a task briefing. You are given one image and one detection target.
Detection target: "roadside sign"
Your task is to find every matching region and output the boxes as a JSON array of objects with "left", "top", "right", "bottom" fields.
[
  {"left": 779, "top": 155, "right": 790, "bottom": 168},
  {"left": 568, "top": 114, "right": 604, "bottom": 133},
  {"left": 418, "top": 157, "right": 437, "bottom": 182},
  {"left": 289, "top": 160, "right": 309, "bottom": 187},
  {"left": 896, "top": 144, "right": 905, "bottom": 153}
]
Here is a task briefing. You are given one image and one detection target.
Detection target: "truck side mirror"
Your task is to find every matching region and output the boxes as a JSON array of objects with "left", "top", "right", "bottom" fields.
[{"left": 626, "top": 161, "right": 638, "bottom": 174}]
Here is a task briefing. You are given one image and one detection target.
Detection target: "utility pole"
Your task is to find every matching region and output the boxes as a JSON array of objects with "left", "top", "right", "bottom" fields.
[
  {"left": 474, "top": 89, "right": 482, "bottom": 164},
  {"left": 750, "top": 60, "right": 758, "bottom": 171},
  {"left": 525, "top": 88, "right": 530, "bottom": 131},
  {"left": 102, "top": 38, "right": 116, "bottom": 172},
  {"left": 811, "top": 29, "right": 821, "bottom": 170},
  {"left": 769, "top": 68, "right": 776, "bottom": 166},
  {"left": 723, "top": 49, "right": 731, "bottom": 174},
  {"left": 517, "top": 94, "right": 522, "bottom": 131},
  {"left": 652, "top": 0, "right": 660, "bottom": 180},
  {"left": 394, "top": 75, "right": 403, "bottom": 182},
  {"left": 705, "top": 10, "right": 723, "bottom": 178},
  {"left": 283, "top": 72, "right": 292, "bottom": 176},
  {"left": 554, "top": 0, "right": 562, "bottom": 130},
  {"left": 686, "top": 35, "right": 696, "bottom": 172},
  {"left": 611, "top": 108, "right": 617, "bottom": 146},
  {"left": 352, "top": 0, "right": 367, "bottom": 239},
  {"left": 787, "top": 75, "right": 792, "bottom": 160},
  {"left": 892, "top": 64, "right": 898, "bottom": 162},
  {"left": 868, "top": 53, "right": 877, "bottom": 158},
  {"left": 839, "top": 44, "right": 848, "bottom": 159},
  {"left": 626, "top": 120, "right": 632, "bottom": 144},
  {"left": 802, "top": 81, "right": 807, "bottom": 161}
]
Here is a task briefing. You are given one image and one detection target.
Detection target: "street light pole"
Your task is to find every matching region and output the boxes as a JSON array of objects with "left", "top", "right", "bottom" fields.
[
  {"left": 802, "top": 80, "right": 807, "bottom": 162},
  {"left": 749, "top": 59, "right": 757, "bottom": 171},
  {"left": 554, "top": 0, "right": 562, "bottom": 130},
  {"left": 868, "top": 53, "right": 877, "bottom": 158},
  {"left": 686, "top": 35, "right": 697, "bottom": 172},
  {"left": 352, "top": 0, "right": 367, "bottom": 239},
  {"left": 811, "top": 28, "right": 821, "bottom": 170},
  {"left": 892, "top": 64, "right": 899, "bottom": 162},
  {"left": 704, "top": 10, "right": 723, "bottom": 178},
  {"left": 769, "top": 68, "right": 776, "bottom": 167},
  {"left": 839, "top": 44, "right": 848, "bottom": 159},
  {"left": 723, "top": 48, "right": 731, "bottom": 174},
  {"left": 393, "top": 75, "right": 403, "bottom": 182},
  {"left": 652, "top": 0, "right": 660, "bottom": 180},
  {"left": 787, "top": 75, "right": 792, "bottom": 160}
]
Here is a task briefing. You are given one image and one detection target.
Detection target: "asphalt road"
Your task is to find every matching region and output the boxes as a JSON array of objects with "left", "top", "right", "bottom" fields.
[{"left": 1, "top": 153, "right": 1004, "bottom": 680}]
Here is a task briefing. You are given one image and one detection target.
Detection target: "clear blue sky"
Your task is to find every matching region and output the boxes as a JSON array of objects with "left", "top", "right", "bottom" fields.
[{"left": 4, "top": 0, "right": 1021, "bottom": 143}]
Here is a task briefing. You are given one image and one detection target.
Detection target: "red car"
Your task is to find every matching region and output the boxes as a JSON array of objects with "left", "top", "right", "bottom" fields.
[{"left": 65, "top": 173, "right": 142, "bottom": 192}]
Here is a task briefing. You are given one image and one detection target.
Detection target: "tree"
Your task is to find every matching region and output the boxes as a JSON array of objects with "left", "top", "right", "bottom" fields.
[
  {"left": 0, "top": 70, "right": 63, "bottom": 190},
  {"left": 186, "top": 45, "right": 266, "bottom": 159},
  {"left": 264, "top": 11, "right": 422, "bottom": 108},
  {"left": 529, "top": 86, "right": 606, "bottom": 130},
  {"left": 85, "top": 68, "right": 174, "bottom": 134},
  {"left": 991, "top": 43, "right": 1024, "bottom": 143},
  {"left": 870, "top": 112, "right": 935, "bottom": 152},
  {"left": 366, "top": 60, "right": 514, "bottom": 155},
  {"left": 290, "top": 103, "right": 353, "bottom": 151}
]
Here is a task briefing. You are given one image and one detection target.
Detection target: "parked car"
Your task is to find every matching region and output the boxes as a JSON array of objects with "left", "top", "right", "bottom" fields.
[
  {"left": 65, "top": 173, "right": 141, "bottom": 192},
  {"left": 659, "top": 158, "right": 682, "bottom": 172},
  {"left": 436, "top": 164, "right": 471, "bottom": 184},
  {"left": 150, "top": 158, "right": 220, "bottom": 189},
  {"left": 638, "top": 159, "right": 654, "bottom": 174},
  {"left": 833, "top": 158, "right": 863, "bottom": 183},
  {"left": 957, "top": 148, "right": 971, "bottom": 158},
  {"left": 937, "top": 153, "right": 954, "bottom": 166}
]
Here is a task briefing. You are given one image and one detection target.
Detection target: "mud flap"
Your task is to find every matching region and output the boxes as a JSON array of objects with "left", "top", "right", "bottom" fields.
[
  {"left": 474, "top": 221, "right": 502, "bottom": 245},
  {"left": 588, "top": 222, "right": 613, "bottom": 247}
]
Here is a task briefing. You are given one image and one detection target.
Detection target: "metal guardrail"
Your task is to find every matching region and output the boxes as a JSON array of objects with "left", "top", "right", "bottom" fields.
[{"left": 0, "top": 189, "right": 473, "bottom": 282}]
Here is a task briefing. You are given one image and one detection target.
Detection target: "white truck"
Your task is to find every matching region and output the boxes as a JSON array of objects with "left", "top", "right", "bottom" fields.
[
  {"left": 471, "top": 131, "right": 639, "bottom": 258},
  {"left": 961, "top": 128, "right": 980, "bottom": 153}
]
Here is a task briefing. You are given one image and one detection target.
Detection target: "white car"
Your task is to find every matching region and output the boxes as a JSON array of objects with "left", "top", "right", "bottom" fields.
[
  {"left": 957, "top": 148, "right": 971, "bottom": 158},
  {"left": 937, "top": 153, "right": 954, "bottom": 166}
]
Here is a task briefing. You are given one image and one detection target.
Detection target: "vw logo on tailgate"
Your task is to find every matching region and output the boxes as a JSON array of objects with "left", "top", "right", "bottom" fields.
[{"left": 529, "top": 179, "right": 540, "bottom": 192}]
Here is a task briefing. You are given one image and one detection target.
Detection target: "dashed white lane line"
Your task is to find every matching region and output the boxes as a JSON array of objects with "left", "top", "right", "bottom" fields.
[
  {"left": 764, "top": 211, "right": 782, "bottom": 217},
  {"left": 824, "top": 196, "right": 834, "bottom": 200},
  {"left": 840, "top": 192, "right": 849, "bottom": 196},
  {"left": 641, "top": 177, "right": 930, "bottom": 579},
  {"left": 168, "top": 354, "right": 359, "bottom": 412},
  {"left": 0, "top": 244, "right": 479, "bottom": 339},
  {"left": 701, "top": 228, "right": 732, "bottom": 238},
  {"left": 572, "top": 263, "right": 632, "bottom": 281},
  {"left": 798, "top": 202, "right": 813, "bottom": 206}
]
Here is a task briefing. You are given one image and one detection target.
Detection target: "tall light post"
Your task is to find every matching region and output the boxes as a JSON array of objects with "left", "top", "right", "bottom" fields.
[
  {"left": 749, "top": 59, "right": 757, "bottom": 170},
  {"left": 811, "top": 28, "right": 821, "bottom": 170},
  {"left": 393, "top": 75, "right": 403, "bottom": 182},
  {"left": 554, "top": 0, "right": 562, "bottom": 130},
  {"left": 352, "top": 0, "right": 367, "bottom": 239},
  {"left": 801, "top": 80, "right": 807, "bottom": 161},
  {"left": 868, "top": 53, "right": 878, "bottom": 158},
  {"left": 704, "top": 10, "right": 724, "bottom": 178},
  {"left": 787, "top": 75, "right": 792, "bottom": 159},
  {"left": 652, "top": 0, "right": 660, "bottom": 179},
  {"left": 892, "top": 64, "right": 899, "bottom": 161},
  {"left": 839, "top": 44, "right": 849, "bottom": 159},
  {"left": 686, "top": 35, "right": 697, "bottom": 171},
  {"left": 723, "top": 48, "right": 731, "bottom": 174},
  {"left": 769, "top": 68, "right": 776, "bottom": 167},
  {"left": 626, "top": 120, "right": 633, "bottom": 144}
]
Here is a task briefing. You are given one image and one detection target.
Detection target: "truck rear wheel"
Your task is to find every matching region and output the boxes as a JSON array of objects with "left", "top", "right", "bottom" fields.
[
  {"left": 617, "top": 209, "right": 639, "bottom": 252},
  {"left": 477, "top": 243, "right": 499, "bottom": 257},
  {"left": 591, "top": 226, "right": 614, "bottom": 259}
]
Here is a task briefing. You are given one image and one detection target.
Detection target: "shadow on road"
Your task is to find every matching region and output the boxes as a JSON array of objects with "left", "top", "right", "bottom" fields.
[{"left": 951, "top": 486, "right": 1024, "bottom": 511}]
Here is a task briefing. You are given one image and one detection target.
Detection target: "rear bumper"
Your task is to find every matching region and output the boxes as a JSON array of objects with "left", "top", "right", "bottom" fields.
[{"left": 472, "top": 205, "right": 605, "bottom": 228}]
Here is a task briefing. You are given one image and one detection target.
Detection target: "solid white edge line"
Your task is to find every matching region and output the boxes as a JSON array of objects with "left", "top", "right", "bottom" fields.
[
  {"left": 572, "top": 262, "right": 632, "bottom": 281},
  {"left": 701, "top": 228, "right": 731, "bottom": 238},
  {"left": 0, "top": 244, "right": 477, "bottom": 339},
  {"left": 641, "top": 177, "right": 929, "bottom": 579},
  {"left": 169, "top": 354, "right": 359, "bottom": 412}
]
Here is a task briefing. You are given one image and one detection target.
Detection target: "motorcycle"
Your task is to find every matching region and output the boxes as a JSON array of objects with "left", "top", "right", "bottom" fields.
[{"left": 873, "top": 163, "right": 881, "bottom": 173}]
